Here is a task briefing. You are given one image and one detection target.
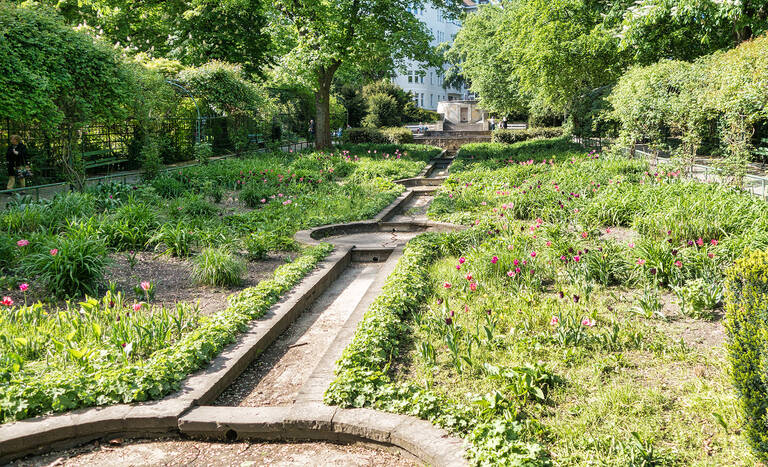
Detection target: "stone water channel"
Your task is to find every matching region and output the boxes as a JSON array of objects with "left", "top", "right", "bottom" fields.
[{"left": 9, "top": 153, "right": 459, "bottom": 467}]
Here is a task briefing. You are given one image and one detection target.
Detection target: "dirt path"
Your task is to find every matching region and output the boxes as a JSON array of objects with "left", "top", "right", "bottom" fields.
[
  {"left": 216, "top": 263, "right": 382, "bottom": 406},
  {"left": 12, "top": 438, "right": 418, "bottom": 467}
]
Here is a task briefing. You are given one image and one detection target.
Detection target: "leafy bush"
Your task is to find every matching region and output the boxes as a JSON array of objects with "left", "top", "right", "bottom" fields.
[
  {"left": 342, "top": 127, "right": 389, "bottom": 144},
  {"left": 192, "top": 247, "right": 245, "bottom": 286},
  {"left": 381, "top": 127, "right": 414, "bottom": 144},
  {"left": 140, "top": 138, "right": 163, "bottom": 181},
  {"left": 362, "top": 93, "right": 401, "bottom": 128},
  {"left": 491, "top": 127, "right": 563, "bottom": 144},
  {"left": 724, "top": 250, "right": 768, "bottom": 461},
  {"left": 194, "top": 141, "right": 213, "bottom": 165},
  {"left": 22, "top": 229, "right": 109, "bottom": 298}
]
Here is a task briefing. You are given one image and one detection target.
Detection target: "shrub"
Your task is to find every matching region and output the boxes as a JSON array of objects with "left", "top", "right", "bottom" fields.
[
  {"left": 491, "top": 127, "right": 563, "bottom": 144},
  {"left": 194, "top": 141, "right": 213, "bottom": 165},
  {"left": 22, "top": 229, "right": 109, "bottom": 298},
  {"left": 140, "top": 138, "right": 163, "bottom": 181},
  {"left": 362, "top": 93, "right": 401, "bottom": 128},
  {"left": 192, "top": 247, "right": 245, "bottom": 287},
  {"left": 342, "top": 127, "right": 389, "bottom": 144},
  {"left": 381, "top": 127, "right": 414, "bottom": 144},
  {"left": 724, "top": 250, "right": 768, "bottom": 461}
]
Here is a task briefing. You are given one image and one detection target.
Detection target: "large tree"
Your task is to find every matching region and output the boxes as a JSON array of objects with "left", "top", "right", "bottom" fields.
[
  {"left": 271, "top": 0, "right": 460, "bottom": 149},
  {"left": 449, "top": 0, "right": 625, "bottom": 120},
  {"left": 618, "top": 0, "right": 768, "bottom": 64},
  {"left": 27, "top": 0, "right": 274, "bottom": 76}
]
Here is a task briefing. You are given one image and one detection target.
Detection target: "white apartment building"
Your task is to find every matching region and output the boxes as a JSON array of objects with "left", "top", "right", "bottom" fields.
[{"left": 392, "top": 1, "right": 479, "bottom": 111}]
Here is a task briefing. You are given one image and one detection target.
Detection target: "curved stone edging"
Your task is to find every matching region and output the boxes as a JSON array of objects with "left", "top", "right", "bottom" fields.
[
  {"left": 0, "top": 156, "right": 470, "bottom": 466},
  {"left": 0, "top": 247, "right": 355, "bottom": 463},
  {"left": 177, "top": 404, "right": 467, "bottom": 466}
]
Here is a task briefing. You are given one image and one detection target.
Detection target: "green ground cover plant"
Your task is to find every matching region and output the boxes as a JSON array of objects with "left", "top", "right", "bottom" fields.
[
  {"left": 0, "top": 143, "right": 439, "bottom": 422},
  {"left": 0, "top": 244, "right": 331, "bottom": 422},
  {"left": 328, "top": 138, "right": 759, "bottom": 465}
]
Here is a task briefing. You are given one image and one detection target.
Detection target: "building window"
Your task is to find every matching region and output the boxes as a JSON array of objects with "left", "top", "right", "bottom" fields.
[{"left": 430, "top": 94, "right": 434, "bottom": 107}]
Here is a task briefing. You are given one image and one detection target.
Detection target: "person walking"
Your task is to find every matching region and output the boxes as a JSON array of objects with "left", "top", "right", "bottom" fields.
[
  {"left": 6, "top": 135, "right": 29, "bottom": 190},
  {"left": 489, "top": 116, "right": 496, "bottom": 131},
  {"left": 502, "top": 116, "right": 508, "bottom": 129},
  {"left": 308, "top": 120, "right": 315, "bottom": 142}
]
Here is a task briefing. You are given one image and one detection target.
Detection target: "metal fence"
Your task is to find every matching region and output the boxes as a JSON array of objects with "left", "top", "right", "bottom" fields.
[
  {"left": 1, "top": 113, "right": 311, "bottom": 188},
  {"left": 575, "top": 136, "right": 768, "bottom": 202}
]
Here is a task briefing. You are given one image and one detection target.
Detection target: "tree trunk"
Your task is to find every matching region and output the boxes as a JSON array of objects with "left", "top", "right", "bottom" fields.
[{"left": 314, "top": 64, "right": 339, "bottom": 150}]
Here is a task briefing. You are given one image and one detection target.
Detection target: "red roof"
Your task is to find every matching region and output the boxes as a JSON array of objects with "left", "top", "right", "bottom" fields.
[{"left": 462, "top": 0, "right": 477, "bottom": 6}]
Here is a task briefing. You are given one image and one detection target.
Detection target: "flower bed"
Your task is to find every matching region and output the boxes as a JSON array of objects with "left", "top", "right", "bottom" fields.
[
  {"left": 0, "top": 143, "right": 439, "bottom": 423},
  {"left": 328, "top": 138, "right": 758, "bottom": 465}
]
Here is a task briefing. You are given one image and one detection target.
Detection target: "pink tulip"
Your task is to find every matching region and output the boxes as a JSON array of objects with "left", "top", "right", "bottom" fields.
[
  {"left": 491, "top": 256, "right": 498, "bottom": 264},
  {"left": 637, "top": 259, "right": 646, "bottom": 266},
  {"left": 16, "top": 239, "right": 28, "bottom": 247},
  {"left": 140, "top": 281, "right": 151, "bottom": 291},
  {"left": 50, "top": 249, "right": 58, "bottom": 256},
  {"left": 530, "top": 251, "right": 537, "bottom": 258},
  {"left": 581, "top": 318, "right": 596, "bottom": 327},
  {"left": 459, "top": 257, "right": 466, "bottom": 264},
  {"left": 1, "top": 296, "right": 13, "bottom": 307},
  {"left": 133, "top": 303, "right": 142, "bottom": 312},
  {"left": 550, "top": 316, "right": 559, "bottom": 326},
  {"left": 443, "top": 282, "right": 452, "bottom": 289},
  {"left": 674, "top": 261, "right": 682, "bottom": 268},
  {"left": 18, "top": 283, "right": 28, "bottom": 292}
]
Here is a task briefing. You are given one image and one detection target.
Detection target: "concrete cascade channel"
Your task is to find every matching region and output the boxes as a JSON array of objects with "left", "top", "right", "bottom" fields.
[{"left": 1, "top": 150, "right": 471, "bottom": 466}]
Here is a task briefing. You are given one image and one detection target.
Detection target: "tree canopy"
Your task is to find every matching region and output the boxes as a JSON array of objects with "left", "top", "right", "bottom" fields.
[
  {"left": 449, "top": 0, "right": 624, "bottom": 119},
  {"left": 29, "top": 0, "right": 274, "bottom": 75},
  {"left": 269, "top": 0, "right": 462, "bottom": 148},
  {"left": 0, "top": 2, "right": 132, "bottom": 129}
]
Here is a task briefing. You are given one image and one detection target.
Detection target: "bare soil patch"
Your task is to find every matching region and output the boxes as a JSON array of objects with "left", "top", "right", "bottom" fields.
[
  {"left": 11, "top": 437, "right": 417, "bottom": 467},
  {"left": 658, "top": 292, "right": 726, "bottom": 348},
  {"left": 600, "top": 226, "right": 639, "bottom": 244},
  {"left": 105, "top": 251, "right": 298, "bottom": 315}
]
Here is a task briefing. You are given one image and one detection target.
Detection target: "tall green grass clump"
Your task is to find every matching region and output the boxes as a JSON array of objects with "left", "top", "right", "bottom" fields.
[
  {"left": 192, "top": 247, "right": 245, "bottom": 286},
  {"left": 22, "top": 229, "right": 109, "bottom": 298},
  {"left": 725, "top": 250, "right": 768, "bottom": 461}
]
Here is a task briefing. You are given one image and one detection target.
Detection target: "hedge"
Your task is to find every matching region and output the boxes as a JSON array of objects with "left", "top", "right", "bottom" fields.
[
  {"left": 725, "top": 250, "right": 768, "bottom": 461},
  {"left": 0, "top": 244, "right": 333, "bottom": 423},
  {"left": 491, "top": 127, "right": 564, "bottom": 144},
  {"left": 342, "top": 127, "right": 414, "bottom": 145}
]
